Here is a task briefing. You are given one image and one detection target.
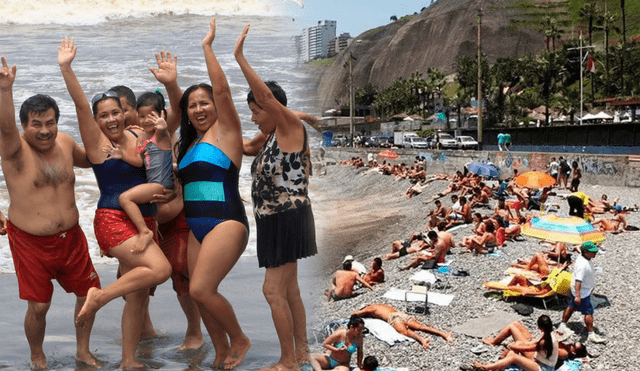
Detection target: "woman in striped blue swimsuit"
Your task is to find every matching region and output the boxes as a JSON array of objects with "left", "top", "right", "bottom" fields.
[{"left": 175, "top": 19, "right": 250, "bottom": 370}]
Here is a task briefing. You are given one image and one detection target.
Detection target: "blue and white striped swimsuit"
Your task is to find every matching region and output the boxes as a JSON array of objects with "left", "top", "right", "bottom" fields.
[{"left": 177, "top": 136, "right": 248, "bottom": 243}]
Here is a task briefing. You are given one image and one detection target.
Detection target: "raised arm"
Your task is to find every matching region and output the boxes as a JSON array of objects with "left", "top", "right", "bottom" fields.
[
  {"left": 243, "top": 132, "right": 268, "bottom": 156},
  {"left": 202, "top": 18, "right": 242, "bottom": 137},
  {"left": 0, "top": 56, "right": 21, "bottom": 159},
  {"left": 149, "top": 51, "right": 182, "bottom": 135},
  {"left": 293, "top": 110, "right": 322, "bottom": 132},
  {"left": 234, "top": 24, "right": 301, "bottom": 135},
  {"left": 57, "top": 37, "right": 103, "bottom": 153}
]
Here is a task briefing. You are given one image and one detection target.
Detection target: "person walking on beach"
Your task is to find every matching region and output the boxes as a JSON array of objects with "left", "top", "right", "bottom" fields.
[
  {"left": 58, "top": 38, "right": 173, "bottom": 368},
  {"left": 0, "top": 56, "right": 101, "bottom": 368},
  {"left": 557, "top": 242, "right": 606, "bottom": 343},
  {"left": 175, "top": 19, "right": 252, "bottom": 369},
  {"left": 236, "top": 24, "right": 318, "bottom": 370}
]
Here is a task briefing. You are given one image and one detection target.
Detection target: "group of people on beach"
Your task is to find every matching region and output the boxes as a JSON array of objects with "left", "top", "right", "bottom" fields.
[
  {"left": 0, "top": 18, "right": 319, "bottom": 370},
  {"left": 315, "top": 154, "right": 622, "bottom": 370}
]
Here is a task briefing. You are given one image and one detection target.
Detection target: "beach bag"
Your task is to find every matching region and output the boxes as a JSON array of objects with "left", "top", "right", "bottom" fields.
[
  {"left": 546, "top": 268, "right": 572, "bottom": 295},
  {"left": 421, "top": 259, "right": 437, "bottom": 270}
]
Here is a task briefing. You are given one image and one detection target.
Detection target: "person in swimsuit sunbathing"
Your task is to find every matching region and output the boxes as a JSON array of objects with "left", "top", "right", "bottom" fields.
[
  {"left": 352, "top": 304, "right": 453, "bottom": 350},
  {"left": 591, "top": 205, "right": 628, "bottom": 233},
  {"left": 460, "top": 221, "right": 498, "bottom": 254},
  {"left": 383, "top": 239, "right": 428, "bottom": 260},
  {"left": 473, "top": 315, "right": 561, "bottom": 371},
  {"left": 327, "top": 261, "right": 375, "bottom": 301},
  {"left": 313, "top": 316, "right": 365, "bottom": 370},
  {"left": 483, "top": 274, "right": 553, "bottom": 296},
  {"left": 482, "top": 319, "right": 587, "bottom": 367},
  {"left": 401, "top": 231, "right": 451, "bottom": 270}
]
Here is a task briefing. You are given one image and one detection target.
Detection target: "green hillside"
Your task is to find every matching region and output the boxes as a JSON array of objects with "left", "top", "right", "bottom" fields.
[{"left": 496, "top": 0, "right": 640, "bottom": 46}]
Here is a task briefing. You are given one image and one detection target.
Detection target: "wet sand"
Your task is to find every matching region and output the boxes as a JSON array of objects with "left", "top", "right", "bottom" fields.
[{"left": 0, "top": 256, "right": 319, "bottom": 370}]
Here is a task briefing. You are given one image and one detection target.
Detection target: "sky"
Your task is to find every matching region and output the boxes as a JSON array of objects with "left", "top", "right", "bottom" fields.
[{"left": 282, "top": 0, "right": 432, "bottom": 37}]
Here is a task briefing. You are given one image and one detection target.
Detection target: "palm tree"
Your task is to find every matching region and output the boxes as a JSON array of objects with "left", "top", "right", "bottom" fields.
[
  {"left": 596, "top": 8, "right": 620, "bottom": 96},
  {"left": 541, "top": 16, "right": 562, "bottom": 51},
  {"left": 579, "top": 1, "right": 599, "bottom": 47}
]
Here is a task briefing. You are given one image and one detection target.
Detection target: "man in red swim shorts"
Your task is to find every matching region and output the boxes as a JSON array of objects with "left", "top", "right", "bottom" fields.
[{"left": 0, "top": 61, "right": 101, "bottom": 369}]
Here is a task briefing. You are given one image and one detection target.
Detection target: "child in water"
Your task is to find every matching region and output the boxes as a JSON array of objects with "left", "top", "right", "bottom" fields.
[{"left": 107, "top": 90, "right": 174, "bottom": 252}]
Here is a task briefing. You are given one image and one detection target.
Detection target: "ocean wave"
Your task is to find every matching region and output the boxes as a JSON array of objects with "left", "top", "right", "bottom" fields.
[{"left": 0, "top": 0, "right": 290, "bottom": 25}]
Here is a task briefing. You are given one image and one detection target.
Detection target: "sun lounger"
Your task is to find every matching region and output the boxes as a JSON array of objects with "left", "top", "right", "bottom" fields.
[{"left": 483, "top": 268, "right": 572, "bottom": 309}]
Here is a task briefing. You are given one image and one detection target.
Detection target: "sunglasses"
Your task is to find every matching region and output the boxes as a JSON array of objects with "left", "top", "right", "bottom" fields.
[{"left": 91, "top": 90, "right": 119, "bottom": 106}]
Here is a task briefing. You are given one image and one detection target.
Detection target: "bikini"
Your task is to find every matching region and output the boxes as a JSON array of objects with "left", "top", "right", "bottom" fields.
[
  {"left": 177, "top": 136, "right": 249, "bottom": 243},
  {"left": 327, "top": 340, "right": 357, "bottom": 368}
]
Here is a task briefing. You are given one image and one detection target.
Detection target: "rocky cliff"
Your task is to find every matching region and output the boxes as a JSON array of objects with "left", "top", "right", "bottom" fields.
[{"left": 317, "top": 0, "right": 547, "bottom": 111}]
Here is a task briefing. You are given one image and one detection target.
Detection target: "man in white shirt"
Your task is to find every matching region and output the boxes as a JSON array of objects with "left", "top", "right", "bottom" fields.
[{"left": 557, "top": 241, "right": 605, "bottom": 343}]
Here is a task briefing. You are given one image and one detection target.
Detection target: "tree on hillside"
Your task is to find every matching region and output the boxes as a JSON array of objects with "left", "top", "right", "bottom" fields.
[
  {"left": 390, "top": 15, "right": 397, "bottom": 22},
  {"left": 355, "top": 83, "right": 379, "bottom": 106},
  {"left": 620, "top": 0, "right": 627, "bottom": 91},
  {"left": 579, "top": 1, "right": 599, "bottom": 47},
  {"left": 541, "top": 15, "right": 562, "bottom": 51},
  {"left": 596, "top": 9, "right": 620, "bottom": 97}
]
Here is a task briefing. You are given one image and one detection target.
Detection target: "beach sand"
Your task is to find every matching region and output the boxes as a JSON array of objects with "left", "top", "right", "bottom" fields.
[
  {"left": 308, "top": 163, "right": 640, "bottom": 371},
  {"left": 0, "top": 256, "right": 320, "bottom": 370}
]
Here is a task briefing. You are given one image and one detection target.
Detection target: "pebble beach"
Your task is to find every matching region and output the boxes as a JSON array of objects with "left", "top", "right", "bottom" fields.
[{"left": 307, "top": 160, "right": 640, "bottom": 371}]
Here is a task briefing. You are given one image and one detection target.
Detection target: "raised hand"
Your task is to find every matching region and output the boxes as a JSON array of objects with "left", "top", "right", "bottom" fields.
[
  {"left": 102, "top": 144, "right": 123, "bottom": 159},
  {"left": 202, "top": 18, "right": 216, "bottom": 47},
  {"left": 148, "top": 110, "right": 167, "bottom": 131},
  {"left": 148, "top": 51, "right": 177, "bottom": 85},
  {"left": 234, "top": 24, "right": 250, "bottom": 58},
  {"left": 0, "top": 56, "right": 17, "bottom": 91},
  {"left": 57, "top": 37, "right": 77, "bottom": 66}
]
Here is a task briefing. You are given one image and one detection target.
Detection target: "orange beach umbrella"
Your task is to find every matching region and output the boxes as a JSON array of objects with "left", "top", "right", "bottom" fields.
[
  {"left": 377, "top": 150, "right": 399, "bottom": 159},
  {"left": 515, "top": 171, "right": 556, "bottom": 189}
]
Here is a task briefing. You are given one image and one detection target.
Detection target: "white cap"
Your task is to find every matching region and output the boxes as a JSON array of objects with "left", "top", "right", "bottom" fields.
[{"left": 342, "top": 255, "right": 354, "bottom": 263}]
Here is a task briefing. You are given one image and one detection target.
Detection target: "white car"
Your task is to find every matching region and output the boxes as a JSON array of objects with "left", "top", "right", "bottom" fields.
[
  {"left": 436, "top": 133, "right": 457, "bottom": 149},
  {"left": 455, "top": 136, "right": 479, "bottom": 150},
  {"left": 403, "top": 136, "right": 429, "bottom": 149}
]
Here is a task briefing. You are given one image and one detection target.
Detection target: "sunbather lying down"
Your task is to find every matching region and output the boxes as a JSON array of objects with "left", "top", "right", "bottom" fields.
[
  {"left": 483, "top": 274, "right": 552, "bottom": 296},
  {"left": 352, "top": 303, "right": 454, "bottom": 350},
  {"left": 510, "top": 251, "right": 571, "bottom": 277}
]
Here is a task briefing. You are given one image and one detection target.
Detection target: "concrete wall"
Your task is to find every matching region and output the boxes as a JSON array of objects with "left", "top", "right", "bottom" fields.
[{"left": 321, "top": 148, "right": 640, "bottom": 187}]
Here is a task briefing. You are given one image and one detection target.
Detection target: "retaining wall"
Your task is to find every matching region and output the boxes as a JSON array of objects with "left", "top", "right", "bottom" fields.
[{"left": 321, "top": 148, "right": 640, "bottom": 188}]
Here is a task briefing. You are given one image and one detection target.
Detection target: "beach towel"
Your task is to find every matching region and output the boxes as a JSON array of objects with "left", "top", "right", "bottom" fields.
[
  {"left": 504, "top": 267, "right": 543, "bottom": 281},
  {"left": 409, "top": 270, "right": 437, "bottom": 284},
  {"left": 383, "top": 287, "right": 455, "bottom": 306},
  {"left": 362, "top": 318, "right": 414, "bottom": 346},
  {"left": 557, "top": 359, "right": 583, "bottom": 371}
]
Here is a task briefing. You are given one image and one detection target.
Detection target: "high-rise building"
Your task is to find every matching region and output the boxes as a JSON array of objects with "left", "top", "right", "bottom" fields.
[
  {"left": 300, "top": 20, "right": 336, "bottom": 62},
  {"left": 328, "top": 32, "right": 353, "bottom": 57}
]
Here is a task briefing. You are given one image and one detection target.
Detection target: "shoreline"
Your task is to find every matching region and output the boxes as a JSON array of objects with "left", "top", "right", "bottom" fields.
[
  {"left": 308, "top": 163, "right": 640, "bottom": 370},
  {"left": 0, "top": 255, "right": 320, "bottom": 370}
]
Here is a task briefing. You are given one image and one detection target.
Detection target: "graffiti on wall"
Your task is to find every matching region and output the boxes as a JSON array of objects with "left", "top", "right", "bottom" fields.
[{"left": 579, "top": 157, "right": 618, "bottom": 176}]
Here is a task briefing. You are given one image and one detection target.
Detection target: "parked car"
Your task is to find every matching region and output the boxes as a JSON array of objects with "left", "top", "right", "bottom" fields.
[
  {"left": 332, "top": 134, "right": 348, "bottom": 147},
  {"left": 379, "top": 135, "right": 394, "bottom": 148},
  {"left": 436, "top": 133, "right": 457, "bottom": 149},
  {"left": 455, "top": 135, "right": 479, "bottom": 150},
  {"left": 364, "top": 136, "right": 380, "bottom": 147},
  {"left": 403, "top": 136, "right": 429, "bottom": 149}
]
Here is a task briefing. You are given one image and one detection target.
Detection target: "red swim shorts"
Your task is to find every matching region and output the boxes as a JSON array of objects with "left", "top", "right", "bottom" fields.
[
  {"left": 158, "top": 210, "right": 191, "bottom": 296},
  {"left": 7, "top": 221, "right": 101, "bottom": 303},
  {"left": 94, "top": 209, "right": 158, "bottom": 257}
]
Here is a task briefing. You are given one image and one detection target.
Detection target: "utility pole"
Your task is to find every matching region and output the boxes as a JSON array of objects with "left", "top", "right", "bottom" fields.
[
  {"left": 344, "top": 53, "right": 356, "bottom": 147},
  {"left": 477, "top": 1, "right": 483, "bottom": 148},
  {"left": 568, "top": 33, "right": 593, "bottom": 125}
]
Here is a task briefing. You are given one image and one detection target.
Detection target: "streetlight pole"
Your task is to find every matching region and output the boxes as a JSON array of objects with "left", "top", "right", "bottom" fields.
[{"left": 477, "top": 2, "right": 483, "bottom": 149}]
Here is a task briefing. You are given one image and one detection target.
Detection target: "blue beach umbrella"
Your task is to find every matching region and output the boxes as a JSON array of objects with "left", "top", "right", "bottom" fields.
[{"left": 466, "top": 162, "right": 500, "bottom": 178}]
